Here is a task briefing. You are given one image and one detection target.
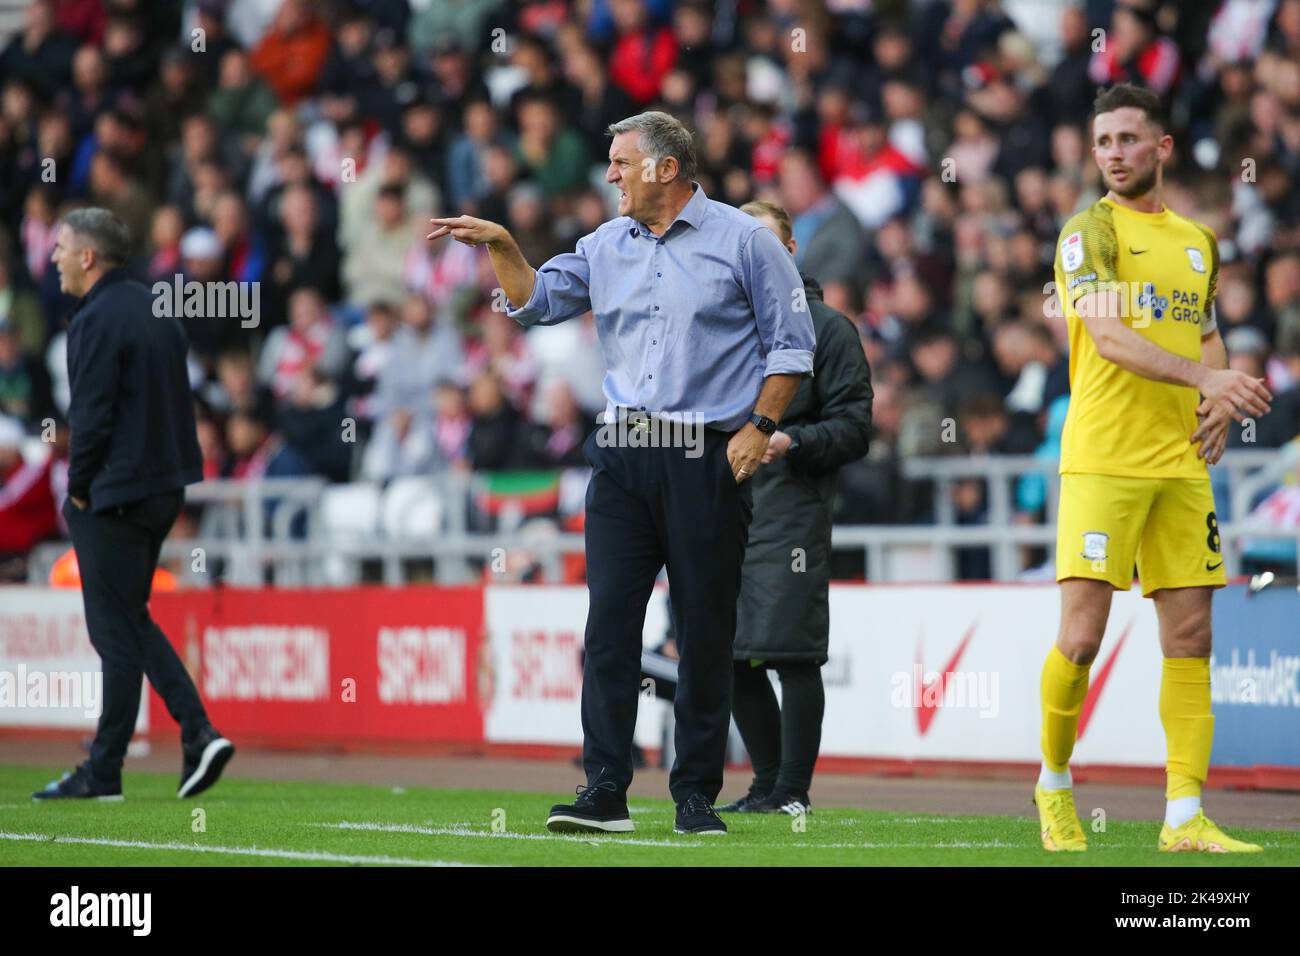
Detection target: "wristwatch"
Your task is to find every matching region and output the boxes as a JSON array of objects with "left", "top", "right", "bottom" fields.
[{"left": 748, "top": 412, "right": 777, "bottom": 434}]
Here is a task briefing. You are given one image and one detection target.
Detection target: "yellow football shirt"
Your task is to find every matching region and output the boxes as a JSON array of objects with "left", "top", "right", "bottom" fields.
[{"left": 1053, "top": 197, "right": 1219, "bottom": 478}]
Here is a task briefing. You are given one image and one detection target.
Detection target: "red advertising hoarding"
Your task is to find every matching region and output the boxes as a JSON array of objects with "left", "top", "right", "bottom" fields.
[{"left": 148, "top": 588, "right": 485, "bottom": 746}]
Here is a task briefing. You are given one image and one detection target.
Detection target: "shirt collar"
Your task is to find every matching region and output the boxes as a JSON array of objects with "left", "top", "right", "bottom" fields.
[
  {"left": 800, "top": 271, "right": 824, "bottom": 302},
  {"left": 628, "top": 182, "right": 708, "bottom": 237},
  {"left": 74, "top": 266, "right": 131, "bottom": 313},
  {"left": 1102, "top": 196, "right": 1169, "bottom": 218}
]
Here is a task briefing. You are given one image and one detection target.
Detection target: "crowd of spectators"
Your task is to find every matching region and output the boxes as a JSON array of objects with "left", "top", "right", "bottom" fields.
[{"left": 1, "top": 0, "right": 1298, "bottom": 578}]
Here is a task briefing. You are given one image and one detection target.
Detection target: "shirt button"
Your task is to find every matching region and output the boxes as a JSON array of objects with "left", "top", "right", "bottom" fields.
[
  {"left": 656, "top": 272, "right": 661, "bottom": 277},
  {"left": 647, "top": 374, "right": 653, "bottom": 380},
  {"left": 654, "top": 306, "right": 659, "bottom": 311},
  {"left": 651, "top": 339, "right": 657, "bottom": 345}
]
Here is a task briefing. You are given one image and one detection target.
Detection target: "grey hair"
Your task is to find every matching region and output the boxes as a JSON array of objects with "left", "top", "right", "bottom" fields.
[
  {"left": 61, "top": 207, "right": 132, "bottom": 267},
  {"left": 606, "top": 111, "right": 697, "bottom": 183}
]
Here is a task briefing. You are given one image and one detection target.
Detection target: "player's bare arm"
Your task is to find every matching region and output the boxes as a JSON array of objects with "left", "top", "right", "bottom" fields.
[
  {"left": 428, "top": 215, "right": 536, "bottom": 306},
  {"left": 1075, "top": 293, "right": 1271, "bottom": 422},
  {"left": 728, "top": 373, "right": 801, "bottom": 483},
  {"left": 1191, "top": 328, "right": 1231, "bottom": 464}
]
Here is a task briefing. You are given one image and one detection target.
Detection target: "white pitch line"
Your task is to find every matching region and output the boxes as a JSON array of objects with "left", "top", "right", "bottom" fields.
[
  {"left": 0, "top": 830, "right": 484, "bottom": 867},
  {"left": 894, "top": 817, "right": 968, "bottom": 824},
  {"left": 311, "top": 821, "right": 704, "bottom": 848}
]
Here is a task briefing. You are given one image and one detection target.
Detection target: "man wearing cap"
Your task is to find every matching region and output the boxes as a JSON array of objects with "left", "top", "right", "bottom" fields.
[
  {"left": 429, "top": 110, "right": 815, "bottom": 835},
  {"left": 34, "top": 208, "right": 234, "bottom": 802}
]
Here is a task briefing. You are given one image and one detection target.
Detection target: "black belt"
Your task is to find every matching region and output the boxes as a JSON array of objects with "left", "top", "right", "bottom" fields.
[{"left": 611, "top": 407, "right": 730, "bottom": 434}]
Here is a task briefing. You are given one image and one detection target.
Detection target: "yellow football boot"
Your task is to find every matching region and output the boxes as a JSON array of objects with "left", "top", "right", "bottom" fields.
[
  {"left": 1034, "top": 784, "right": 1088, "bottom": 852},
  {"left": 1158, "top": 811, "right": 1263, "bottom": 853}
]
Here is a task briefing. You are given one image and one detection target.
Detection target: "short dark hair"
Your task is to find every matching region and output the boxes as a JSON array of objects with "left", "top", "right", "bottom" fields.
[
  {"left": 964, "top": 391, "right": 1007, "bottom": 421},
  {"left": 1092, "top": 83, "right": 1166, "bottom": 132},
  {"left": 60, "top": 207, "right": 131, "bottom": 267},
  {"left": 910, "top": 324, "right": 954, "bottom": 350}
]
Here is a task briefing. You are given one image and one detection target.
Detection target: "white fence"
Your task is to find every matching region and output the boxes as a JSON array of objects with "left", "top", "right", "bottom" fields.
[{"left": 25, "top": 450, "right": 1300, "bottom": 587}]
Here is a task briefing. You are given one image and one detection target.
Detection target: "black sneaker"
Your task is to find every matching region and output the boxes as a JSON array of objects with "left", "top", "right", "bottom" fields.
[
  {"left": 178, "top": 726, "right": 235, "bottom": 798},
  {"left": 768, "top": 791, "right": 813, "bottom": 816},
  {"left": 32, "top": 761, "right": 123, "bottom": 801},
  {"left": 717, "top": 784, "right": 772, "bottom": 813},
  {"left": 675, "top": 793, "right": 727, "bottom": 834},
  {"left": 547, "top": 781, "right": 634, "bottom": 833}
]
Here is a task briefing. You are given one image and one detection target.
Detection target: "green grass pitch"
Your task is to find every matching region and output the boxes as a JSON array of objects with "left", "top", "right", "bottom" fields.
[{"left": 2, "top": 766, "right": 1296, "bottom": 866}]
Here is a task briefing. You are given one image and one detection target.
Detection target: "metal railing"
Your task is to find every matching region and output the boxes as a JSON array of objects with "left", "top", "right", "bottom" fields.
[{"left": 25, "top": 450, "right": 1299, "bottom": 587}]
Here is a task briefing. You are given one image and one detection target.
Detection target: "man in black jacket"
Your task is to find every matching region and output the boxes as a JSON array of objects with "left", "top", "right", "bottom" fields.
[
  {"left": 34, "top": 208, "right": 234, "bottom": 801},
  {"left": 720, "top": 201, "right": 873, "bottom": 816}
]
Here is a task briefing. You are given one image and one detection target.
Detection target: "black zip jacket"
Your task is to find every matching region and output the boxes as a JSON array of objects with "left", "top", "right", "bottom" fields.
[{"left": 66, "top": 268, "right": 203, "bottom": 511}]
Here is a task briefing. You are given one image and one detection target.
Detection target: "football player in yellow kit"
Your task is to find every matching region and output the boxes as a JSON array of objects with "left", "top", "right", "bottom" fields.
[{"left": 1037, "top": 84, "right": 1273, "bottom": 853}]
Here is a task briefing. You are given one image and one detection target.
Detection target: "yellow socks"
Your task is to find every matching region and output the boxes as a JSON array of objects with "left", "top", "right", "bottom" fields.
[
  {"left": 1040, "top": 648, "right": 1215, "bottom": 829},
  {"left": 1160, "top": 657, "right": 1214, "bottom": 823},
  {"left": 1039, "top": 645, "right": 1090, "bottom": 783}
]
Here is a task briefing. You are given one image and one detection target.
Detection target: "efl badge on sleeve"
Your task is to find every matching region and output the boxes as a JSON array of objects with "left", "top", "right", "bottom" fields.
[
  {"left": 1062, "top": 232, "right": 1084, "bottom": 272},
  {"left": 1186, "top": 247, "right": 1206, "bottom": 273}
]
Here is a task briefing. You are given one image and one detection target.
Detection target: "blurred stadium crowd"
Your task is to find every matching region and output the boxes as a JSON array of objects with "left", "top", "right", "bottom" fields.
[{"left": 1, "top": 0, "right": 1299, "bottom": 578}]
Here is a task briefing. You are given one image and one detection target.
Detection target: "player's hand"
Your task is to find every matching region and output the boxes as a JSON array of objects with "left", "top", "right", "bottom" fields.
[
  {"left": 1198, "top": 368, "right": 1271, "bottom": 423},
  {"left": 761, "top": 430, "right": 792, "bottom": 464},
  {"left": 1191, "top": 404, "right": 1230, "bottom": 465},
  {"left": 427, "top": 215, "right": 504, "bottom": 247},
  {"left": 728, "top": 424, "right": 768, "bottom": 483}
]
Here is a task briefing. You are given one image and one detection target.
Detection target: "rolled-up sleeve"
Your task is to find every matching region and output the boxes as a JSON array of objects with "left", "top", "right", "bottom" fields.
[
  {"left": 507, "top": 235, "right": 594, "bottom": 328},
  {"left": 739, "top": 225, "right": 816, "bottom": 377}
]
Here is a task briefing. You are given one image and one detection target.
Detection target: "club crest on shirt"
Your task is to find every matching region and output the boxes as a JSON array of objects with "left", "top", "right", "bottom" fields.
[
  {"left": 1062, "top": 232, "right": 1084, "bottom": 272},
  {"left": 1081, "top": 531, "right": 1109, "bottom": 561},
  {"left": 1186, "top": 247, "right": 1206, "bottom": 273}
]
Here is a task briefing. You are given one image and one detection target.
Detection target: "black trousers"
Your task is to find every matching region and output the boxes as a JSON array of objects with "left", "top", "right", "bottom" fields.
[
  {"left": 731, "top": 660, "right": 825, "bottom": 796},
  {"left": 63, "top": 491, "right": 209, "bottom": 781},
  {"left": 580, "top": 426, "right": 752, "bottom": 803}
]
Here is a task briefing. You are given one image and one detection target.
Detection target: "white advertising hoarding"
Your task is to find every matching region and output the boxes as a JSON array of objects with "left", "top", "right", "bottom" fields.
[
  {"left": 482, "top": 583, "right": 1168, "bottom": 766},
  {"left": 483, "top": 585, "right": 668, "bottom": 749},
  {"left": 0, "top": 588, "right": 148, "bottom": 733}
]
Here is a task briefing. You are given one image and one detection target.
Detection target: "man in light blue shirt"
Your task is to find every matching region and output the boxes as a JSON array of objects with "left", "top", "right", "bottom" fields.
[{"left": 429, "top": 110, "right": 815, "bottom": 836}]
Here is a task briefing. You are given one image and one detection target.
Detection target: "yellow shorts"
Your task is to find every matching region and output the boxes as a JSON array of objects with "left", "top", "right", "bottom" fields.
[{"left": 1056, "top": 473, "right": 1227, "bottom": 597}]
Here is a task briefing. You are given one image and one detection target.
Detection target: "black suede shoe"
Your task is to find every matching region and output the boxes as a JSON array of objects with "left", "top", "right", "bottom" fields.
[
  {"left": 547, "top": 781, "right": 634, "bottom": 833},
  {"left": 32, "top": 761, "right": 123, "bottom": 801},
  {"left": 717, "top": 783, "right": 772, "bottom": 813},
  {"left": 178, "top": 726, "right": 235, "bottom": 798},
  {"left": 675, "top": 793, "right": 727, "bottom": 834}
]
